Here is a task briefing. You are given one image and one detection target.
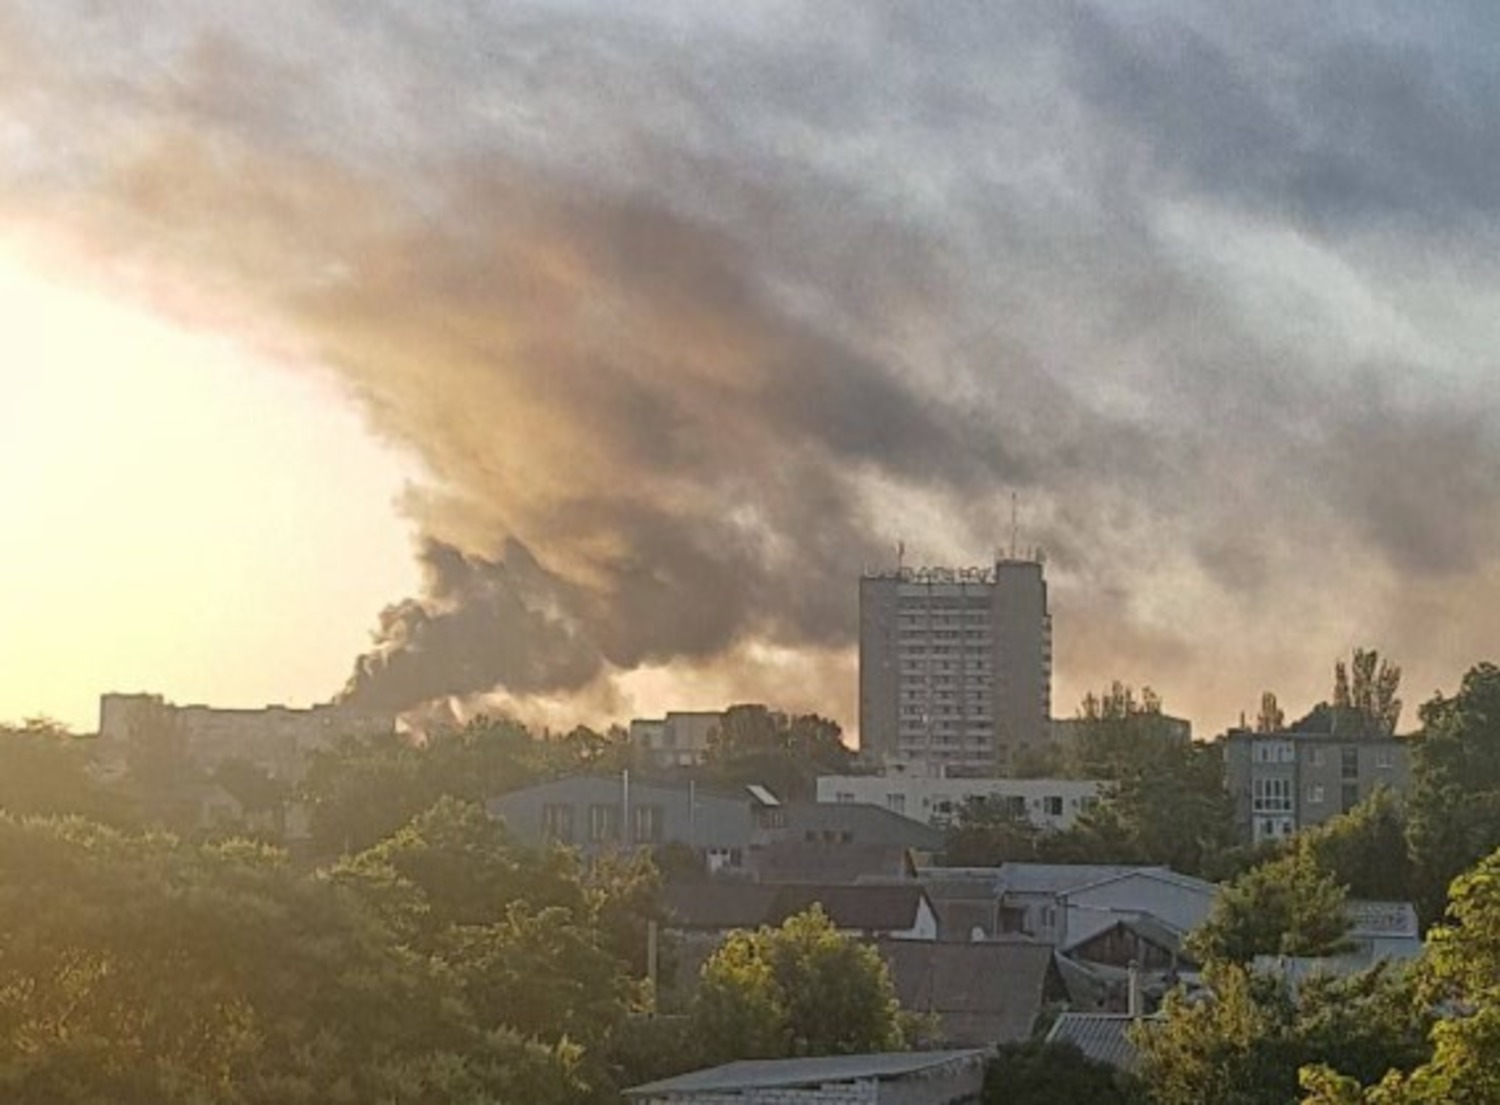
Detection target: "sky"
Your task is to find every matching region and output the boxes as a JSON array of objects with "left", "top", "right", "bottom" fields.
[{"left": 3, "top": 2, "right": 1500, "bottom": 737}]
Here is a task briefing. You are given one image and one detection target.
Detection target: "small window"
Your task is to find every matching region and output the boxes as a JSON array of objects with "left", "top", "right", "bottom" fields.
[
  {"left": 588, "top": 803, "right": 620, "bottom": 842},
  {"left": 887, "top": 793, "right": 906, "bottom": 814},
  {"left": 1307, "top": 747, "right": 1325, "bottom": 767},
  {"left": 542, "top": 804, "right": 574, "bottom": 844},
  {"left": 1306, "top": 784, "right": 1325, "bottom": 805},
  {"left": 632, "top": 804, "right": 664, "bottom": 844},
  {"left": 1043, "top": 796, "right": 1063, "bottom": 817},
  {"left": 1341, "top": 746, "right": 1360, "bottom": 778},
  {"left": 1375, "top": 749, "right": 1395, "bottom": 770}
]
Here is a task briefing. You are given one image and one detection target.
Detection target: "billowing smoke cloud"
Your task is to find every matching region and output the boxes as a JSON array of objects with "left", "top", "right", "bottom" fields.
[{"left": 5, "top": 2, "right": 1500, "bottom": 729}]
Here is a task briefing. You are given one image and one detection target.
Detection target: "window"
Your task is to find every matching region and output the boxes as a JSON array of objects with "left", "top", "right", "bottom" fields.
[
  {"left": 1306, "top": 784, "right": 1325, "bottom": 805},
  {"left": 1341, "top": 746, "right": 1360, "bottom": 778},
  {"left": 1375, "top": 749, "right": 1395, "bottom": 770},
  {"left": 1006, "top": 795, "right": 1027, "bottom": 820},
  {"left": 886, "top": 793, "right": 907, "bottom": 814},
  {"left": 1252, "top": 777, "right": 1293, "bottom": 813},
  {"left": 1043, "top": 796, "right": 1064, "bottom": 818},
  {"left": 542, "top": 804, "right": 574, "bottom": 844},
  {"left": 632, "top": 805, "right": 664, "bottom": 844},
  {"left": 1307, "top": 747, "right": 1325, "bottom": 767},
  {"left": 588, "top": 803, "right": 620, "bottom": 842}
]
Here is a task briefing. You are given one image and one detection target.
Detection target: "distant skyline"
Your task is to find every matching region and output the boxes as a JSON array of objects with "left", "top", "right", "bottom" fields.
[{"left": 4, "top": 4, "right": 1500, "bottom": 736}]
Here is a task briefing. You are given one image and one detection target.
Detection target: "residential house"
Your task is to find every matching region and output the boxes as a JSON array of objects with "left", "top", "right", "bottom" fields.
[
  {"left": 1046, "top": 1013, "right": 1161, "bottom": 1072},
  {"left": 625, "top": 1050, "right": 989, "bottom": 1105},
  {"left": 993, "top": 863, "right": 1216, "bottom": 947},
  {"left": 877, "top": 938, "right": 1067, "bottom": 1047},
  {"left": 748, "top": 802, "right": 945, "bottom": 883}
]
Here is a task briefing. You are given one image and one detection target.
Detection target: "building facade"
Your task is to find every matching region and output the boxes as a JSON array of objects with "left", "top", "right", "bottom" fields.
[
  {"left": 859, "top": 558, "right": 1051, "bottom": 776},
  {"left": 816, "top": 772, "right": 1101, "bottom": 831},
  {"left": 1222, "top": 729, "right": 1412, "bottom": 844},
  {"left": 629, "top": 711, "right": 723, "bottom": 768}
]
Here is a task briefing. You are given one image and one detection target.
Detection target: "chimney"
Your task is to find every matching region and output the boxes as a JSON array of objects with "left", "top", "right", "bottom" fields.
[{"left": 1127, "top": 960, "right": 1143, "bottom": 1019}]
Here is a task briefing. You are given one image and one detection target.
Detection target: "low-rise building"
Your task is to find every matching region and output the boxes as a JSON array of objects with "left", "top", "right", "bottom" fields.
[
  {"left": 1222, "top": 726, "right": 1411, "bottom": 844},
  {"left": 629, "top": 711, "right": 723, "bottom": 768},
  {"left": 487, "top": 775, "right": 770, "bottom": 870},
  {"left": 816, "top": 770, "right": 1103, "bottom": 830},
  {"left": 625, "top": 1050, "right": 988, "bottom": 1105},
  {"left": 96, "top": 692, "right": 395, "bottom": 782},
  {"left": 993, "top": 863, "right": 1217, "bottom": 947}
]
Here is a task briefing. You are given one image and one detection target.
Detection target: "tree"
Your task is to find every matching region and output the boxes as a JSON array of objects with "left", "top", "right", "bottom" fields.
[
  {"left": 0, "top": 720, "right": 133, "bottom": 825},
  {"left": 944, "top": 795, "right": 1046, "bottom": 866},
  {"left": 1302, "top": 845, "right": 1500, "bottom": 1104},
  {"left": 983, "top": 1040, "right": 1140, "bottom": 1104},
  {"left": 1140, "top": 962, "right": 1428, "bottom": 1105},
  {"left": 701, "top": 706, "right": 854, "bottom": 801},
  {"left": 694, "top": 906, "right": 907, "bottom": 1061},
  {"left": 1302, "top": 788, "right": 1414, "bottom": 904},
  {"left": 1405, "top": 662, "right": 1500, "bottom": 924},
  {"left": 1258, "top": 692, "right": 1286, "bottom": 734},
  {"left": 1189, "top": 849, "right": 1353, "bottom": 965}
]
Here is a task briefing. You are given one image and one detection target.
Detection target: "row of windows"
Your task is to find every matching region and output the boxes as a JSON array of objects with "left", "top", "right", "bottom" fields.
[
  {"left": 1252, "top": 743, "right": 1398, "bottom": 771},
  {"left": 541, "top": 803, "right": 663, "bottom": 845}
]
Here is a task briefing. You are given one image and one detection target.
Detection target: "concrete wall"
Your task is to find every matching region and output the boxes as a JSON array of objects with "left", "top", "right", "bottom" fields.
[
  {"left": 817, "top": 775, "right": 1102, "bottom": 830},
  {"left": 488, "top": 776, "right": 754, "bottom": 863}
]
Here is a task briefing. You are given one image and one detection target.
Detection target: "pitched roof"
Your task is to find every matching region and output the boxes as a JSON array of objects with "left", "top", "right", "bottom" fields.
[
  {"left": 769, "top": 884, "right": 930, "bottom": 932},
  {"left": 749, "top": 841, "right": 917, "bottom": 884},
  {"left": 663, "top": 882, "right": 779, "bottom": 930},
  {"left": 781, "top": 803, "right": 947, "bottom": 849},
  {"left": 996, "top": 863, "right": 1168, "bottom": 896},
  {"left": 1046, "top": 1013, "right": 1160, "bottom": 1071},
  {"left": 625, "top": 1050, "right": 989, "bottom": 1097},
  {"left": 1062, "top": 914, "right": 1188, "bottom": 960},
  {"left": 878, "top": 938, "right": 1059, "bottom": 1045},
  {"left": 663, "top": 882, "right": 930, "bottom": 933}
]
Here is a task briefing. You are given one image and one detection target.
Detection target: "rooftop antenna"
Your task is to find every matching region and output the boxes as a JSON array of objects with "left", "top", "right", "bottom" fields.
[{"left": 897, "top": 539, "right": 906, "bottom": 572}]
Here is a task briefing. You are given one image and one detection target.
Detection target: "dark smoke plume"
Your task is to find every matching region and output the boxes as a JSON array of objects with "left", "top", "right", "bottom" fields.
[{"left": 8, "top": 3, "right": 1500, "bottom": 729}]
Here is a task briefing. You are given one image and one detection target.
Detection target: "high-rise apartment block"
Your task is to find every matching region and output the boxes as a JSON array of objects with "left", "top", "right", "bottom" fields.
[{"left": 859, "top": 556, "right": 1051, "bottom": 776}]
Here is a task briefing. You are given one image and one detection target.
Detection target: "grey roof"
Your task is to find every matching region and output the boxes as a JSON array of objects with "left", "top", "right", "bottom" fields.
[
  {"left": 664, "top": 882, "right": 930, "bottom": 934},
  {"left": 878, "top": 938, "right": 1059, "bottom": 1045},
  {"left": 1046, "top": 1013, "right": 1160, "bottom": 1071},
  {"left": 996, "top": 863, "right": 1169, "bottom": 896},
  {"left": 1059, "top": 867, "right": 1217, "bottom": 901},
  {"left": 664, "top": 883, "right": 779, "bottom": 930},
  {"left": 783, "top": 803, "right": 947, "bottom": 850},
  {"left": 625, "top": 1050, "right": 989, "bottom": 1097},
  {"left": 1062, "top": 914, "right": 1188, "bottom": 961},
  {"left": 770, "top": 884, "right": 931, "bottom": 932},
  {"left": 750, "top": 841, "right": 918, "bottom": 884}
]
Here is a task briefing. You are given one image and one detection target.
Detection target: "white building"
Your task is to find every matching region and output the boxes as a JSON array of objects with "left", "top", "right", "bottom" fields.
[
  {"left": 816, "top": 770, "right": 1103, "bottom": 831},
  {"left": 629, "top": 711, "right": 722, "bottom": 768}
]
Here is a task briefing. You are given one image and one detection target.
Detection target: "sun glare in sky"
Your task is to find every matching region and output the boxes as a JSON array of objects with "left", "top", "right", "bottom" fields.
[{"left": 0, "top": 251, "right": 420, "bottom": 731}]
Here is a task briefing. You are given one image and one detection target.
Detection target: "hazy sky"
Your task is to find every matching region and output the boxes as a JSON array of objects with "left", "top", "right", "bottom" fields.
[{"left": 4, "top": 3, "right": 1500, "bottom": 736}]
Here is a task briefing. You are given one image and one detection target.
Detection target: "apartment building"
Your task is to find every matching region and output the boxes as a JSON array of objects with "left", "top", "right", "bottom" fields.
[
  {"left": 628, "top": 710, "right": 723, "bottom": 768},
  {"left": 859, "top": 557, "right": 1051, "bottom": 776},
  {"left": 816, "top": 770, "right": 1101, "bottom": 831},
  {"left": 1222, "top": 728, "right": 1411, "bottom": 844}
]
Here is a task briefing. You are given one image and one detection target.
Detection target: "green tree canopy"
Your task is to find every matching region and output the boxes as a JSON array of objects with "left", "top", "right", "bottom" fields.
[
  {"left": 1139, "top": 962, "right": 1428, "bottom": 1105},
  {"left": 1302, "top": 844, "right": 1500, "bottom": 1104},
  {"left": 1405, "top": 662, "right": 1500, "bottom": 923},
  {"left": 1189, "top": 849, "right": 1353, "bottom": 965},
  {"left": 694, "top": 905, "right": 907, "bottom": 1062},
  {"left": 983, "top": 1040, "right": 1140, "bottom": 1105}
]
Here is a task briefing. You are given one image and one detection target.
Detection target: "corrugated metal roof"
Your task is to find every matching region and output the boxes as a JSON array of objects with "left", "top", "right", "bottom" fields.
[
  {"left": 1045, "top": 1013, "right": 1160, "bottom": 1071},
  {"left": 624, "top": 1049, "right": 990, "bottom": 1096},
  {"left": 996, "top": 863, "right": 1168, "bottom": 895},
  {"left": 878, "top": 939, "right": 1058, "bottom": 1045}
]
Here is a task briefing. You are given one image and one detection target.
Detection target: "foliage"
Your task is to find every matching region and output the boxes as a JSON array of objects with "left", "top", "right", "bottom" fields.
[
  {"left": 1139, "top": 961, "right": 1428, "bottom": 1105},
  {"left": 1188, "top": 849, "right": 1353, "bottom": 965},
  {"left": 0, "top": 720, "right": 134, "bottom": 826},
  {"left": 1302, "top": 846, "right": 1500, "bottom": 1103},
  {"left": 300, "top": 715, "right": 628, "bottom": 856},
  {"left": 0, "top": 814, "right": 587, "bottom": 1104},
  {"left": 694, "top": 905, "right": 906, "bottom": 1061},
  {"left": 701, "top": 705, "right": 854, "bottom": 802},
  {"left": 944, "top": 795, "right": 1047, "bottom": 866},
  {"left": 983, "top": 1040, "right": 1141, "bottom": 1104},
  {"left": 1405, "top": 662, "right": 1500, "bottom": 923},
  {"left": 1301, "top": 788, "right": 1414, "bottom": 904},
  {"left": 1332, "top": 649, "right": 1403, "bottom": 737}
]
